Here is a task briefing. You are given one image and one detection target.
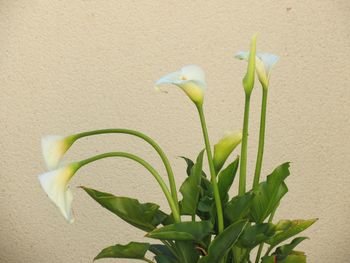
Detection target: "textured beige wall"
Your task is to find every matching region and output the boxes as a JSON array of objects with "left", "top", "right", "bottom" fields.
[{"left": 1, "top": 1, "right": 349, "bottom": 262}]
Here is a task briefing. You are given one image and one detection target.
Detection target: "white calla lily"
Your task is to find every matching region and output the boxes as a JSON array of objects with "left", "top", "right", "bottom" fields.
[
  {"left": 155, "top": 65, "right": 206, "bottom": 105},
  {"left": 38, "top": 163, "right": 79, "bottom": 223},
  {"left": 235, "top": 52, "right": 279, "bottom": 89},
  {"left": 41, "top": 135, "right": 74, "bottom": 170}
]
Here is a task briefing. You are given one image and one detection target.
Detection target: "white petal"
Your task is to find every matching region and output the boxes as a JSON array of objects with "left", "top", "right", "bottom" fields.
[
  {"left": 41, "top": 135, "right": 70, "bottom": 170},
  {"left": 256, "top": 53, "right": 279, "bottom": 75},
  {"left": 155, "top": 65, "right": 206, "bottom": 90},
  {"left": 38, "top": 166, "right": 75, "bottom": 223},
  {"left": 235, "top": 51, "right": 279, "bottom": 75},
  {"left": 180, "top": 65, "right": 206, "bottom": 84},
  {"left": 234, "top": 51, "right": 249, "bottom": 61},
  {"left": 155, "top": 71, "right": 182, "bottom": 86}
]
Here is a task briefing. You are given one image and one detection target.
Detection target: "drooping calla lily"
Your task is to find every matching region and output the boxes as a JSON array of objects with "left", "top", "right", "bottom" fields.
[
  {"left": 38, "top": 163, "right": 80, "bottom": 223},
  {"left": 41, "top": 135, "right": 75, "bottom": 170},
  {"left": 235, "top": 51, "right": 279, "bottom": 89},
  {"left": 213, "top": 131, "right": 243, "bottom": 172},
  {"left": 155, "top": 65, "right": 206, "bottom": 106}
]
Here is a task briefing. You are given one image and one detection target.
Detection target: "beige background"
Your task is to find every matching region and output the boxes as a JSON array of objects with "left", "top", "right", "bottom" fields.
[{"left": 1, "top": 1, "right": 349, "bottom": 262}]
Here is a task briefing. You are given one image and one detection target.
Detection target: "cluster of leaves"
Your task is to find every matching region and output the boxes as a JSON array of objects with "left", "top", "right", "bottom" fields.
[{"left": 81, "top": 151, "right": 316, "bottom": 263}]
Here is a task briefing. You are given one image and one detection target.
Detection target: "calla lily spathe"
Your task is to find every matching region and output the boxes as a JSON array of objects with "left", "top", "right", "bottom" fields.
[
  {"left": 155, "top": 65, "right": 206, "bottom": 106},
  {"left": 235, "top": 51, "right": 279, "bottom": 89},
  {"left": 38, "top": 163, "right": 79, "bottom": 223},
  {"left": 41, "top": 135, "right": 74, "bottom": 170},
  {"left": 213, "top": 131, "right": 242, "bottom": 172}
]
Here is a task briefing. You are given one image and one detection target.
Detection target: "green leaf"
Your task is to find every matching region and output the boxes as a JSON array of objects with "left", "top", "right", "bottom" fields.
[
  {"left": 274, "top": 237, "right": 308, "bottom": 260},
  {"left": 149, "top": 244, "right": 177, "bottom": 262},
  {"left": 154, "top": 255, "right": 178, "bottom": 263},
  {"left": 267, "top": 219, "right": 317, "bottom": 248},
  {"left": 146, "top": 221, "right": 212, "bottom": 241},
  {"left": 262, "top": 251, "right": 307, "bottom": 263},
  {"left": 81, "top": 187, "right": 165, "bottom": 232},
  {"left": 94, "top": 242, "right": 150, "bottom": 261},
  {"left": 217, "top": 157, "right": 239, "bottom": 203},
  {"left": 224, "top": 191, "right": 254, "bottom": 224},
  {"left": 250, "top": 162, "right": 291, "bottom": 223},
  {"left": 237, "top": 223, "right": 275, "bottom": 249},
  {"left": 198, "top": 220, "right": 248, "bottom": 263},
  {"left": 180, "top": 156, "right": 207, "bottom": 178},
  {"left": 179, "top": 150, "right": 205, "bottom": 216},
  {"left": 280, "top": 251, "right": 307, "bottom": 263},
  {"left": 179, "top": 156, "right": 194, "bottom": 176}
]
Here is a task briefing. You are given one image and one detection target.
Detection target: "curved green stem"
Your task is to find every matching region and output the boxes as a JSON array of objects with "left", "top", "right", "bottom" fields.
[
  {"left": 77, "top": 151, "right": 180, "bottom": 222},
  {"left": 196, "top": 105, "right": 224, "bottom": 234},
  {"left": 70, "top": 128, "right": 179, "bottom": 213},
  {"left": 239, "top": 94, "right": 251, "bottom": 196},
  {"left": 253, "top": 88, "right": 268, "bottom": 188}
]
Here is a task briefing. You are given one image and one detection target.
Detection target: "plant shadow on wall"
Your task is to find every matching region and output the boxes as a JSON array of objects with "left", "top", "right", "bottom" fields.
[{"left": 38, "top": 36, "right": 317, "bottom": 263}]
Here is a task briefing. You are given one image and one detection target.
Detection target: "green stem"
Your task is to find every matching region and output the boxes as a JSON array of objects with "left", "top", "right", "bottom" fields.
[
  {"left": 196, "top": 105, "right": 224, "bottom": 234},
  {"left": 71, "top": 128, "right": 179, "bottom": 213},
  {"left": 255, "top": 206, "right": 277, "bottom": 263},
  {"left": 239, "top": 94, "right": 251, "bottom": 196},
  {"left": 253, "top": 88, "right": 268, "bottom": 188},
  {"left": 78, "top": 151, "right": 180, "bottom": 222}
]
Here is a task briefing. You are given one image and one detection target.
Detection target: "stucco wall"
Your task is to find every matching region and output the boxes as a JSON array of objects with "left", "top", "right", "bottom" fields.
[{"left": 1, "top": 1, "right": 349, "bottom": 262}]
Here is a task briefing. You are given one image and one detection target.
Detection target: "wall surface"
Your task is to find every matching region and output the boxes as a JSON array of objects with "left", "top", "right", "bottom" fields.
[{"left": 1, "top": 1, "right": 349, "bottom": 262}]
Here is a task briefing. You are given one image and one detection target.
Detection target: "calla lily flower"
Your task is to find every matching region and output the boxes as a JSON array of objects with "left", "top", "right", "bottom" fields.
[
  {"left": 155, "top": 65, "right": 206, "bottom": 106},
  {"left": 42, "top": 135, "right": 74, "bottom": 170},
  {"left": 38, "top": 163, "right": 79, "bottom": 223},
  {"left": 213, "top": 131, "right": 242, "bottom": 172},
  {"left": 235, "top": 51, "right": 279, "bottom": 89}
]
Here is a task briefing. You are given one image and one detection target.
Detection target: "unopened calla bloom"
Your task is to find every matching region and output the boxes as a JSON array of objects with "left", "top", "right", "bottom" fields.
[
  {"left": 213, "top": 131, "right": 243, "bottom": 172},
  {"left": 235, "top": 51, "right": 279, "bottom": 89},
  {"left": 155, "top": 65, "right": 206, "bottom": 106},
  {"left": 38, "top": 163, "right": 80, "bottom": 223},
  {"left": 239, "top": 35, "right": 257, "bottom": 95},
  {"left": 41, "top": 135, "right": 75, "bottom": 170}
]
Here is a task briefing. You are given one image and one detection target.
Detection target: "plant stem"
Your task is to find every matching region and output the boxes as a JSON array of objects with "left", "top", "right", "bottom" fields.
[
  {"left": 78, "top": 151, "right": 180, "bottom": 222},
  {"left": 254, "top": 206, "right": 277, "bottom": 263},
  {"left": 239, "top": 94, "right": 251, "bottom": 196},
  {"left": 253, "top": 88, "right": 268, "bottom": 188},
  {"left": 72, "top": 128, "right": 180, "bottom": 213},
  {"left": 196, "top": 105, "right": 224, "bottom": 234}
]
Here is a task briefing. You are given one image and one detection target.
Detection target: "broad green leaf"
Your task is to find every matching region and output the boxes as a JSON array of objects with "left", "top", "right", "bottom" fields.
[
  {"left": 280, "top": 251, "right": 307, "bottom": 263},
  {"left": 176, "top": 241, "right": 200, "bottom": 263},
  {"left": 250, "top": 162, "right": 291, "bottom": 223},
  {"left": 275, "top": 237, "right": 308, "bottom": 260},
  {"left": 224, "top": 191, "right": 254, "bottom": 224},
  {"left": 179, "top": 156, "right": 194, "bottom": 176},
  {"left": 237, "top": 223, "right": 275, "bottom": 249},
  {"left": 261, "top": 256, "right": 275, "bottom": 263},
  {"left": 82, "top": 187, "right": 165, "bottom": 232},
  {"left": 149, "top": 244, "right": 176, "bottom": 259},
  {"left": 198, "top": 220, "right": 248, "bottom": 263},
  {"left": 94, "top": 242, "right": 150, "bottom": 261},
  {"left": 179, "top": 150, "right": 204, "bottom": 216},
  {"left": 262, "top": 251, "right": 306, "bottom": 263},
  {"left": 155, "top": 255, "right": 178, "bottom": 263},
  {"left": 146, "top": 221, "right": 212, "bottom": 241},
  {"left": 180, "top": 156, "right": 207, "bottom": 177},
  {"left": 217, "top": 157, "right": 239, "bottom": 203},
  {"left": 149, "top": 244, "right": 178, "bottom": 263},
  {"left": 267, "top": 219, "right": 317, "bottom": 248}
]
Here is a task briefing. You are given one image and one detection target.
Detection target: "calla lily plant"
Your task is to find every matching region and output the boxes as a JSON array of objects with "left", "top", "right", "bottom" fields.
[{"left": 38, "top": 36, "right": 317, "bottom": 263}]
